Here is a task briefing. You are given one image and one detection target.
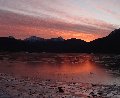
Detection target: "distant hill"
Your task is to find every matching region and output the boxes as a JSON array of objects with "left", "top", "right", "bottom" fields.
[
  {"left": 90, "top": 28, "right": 120, "bottom": 53},
  {"left": 0, "top": 28, "right": 120, "bottom": 53},
  {"left": 0, "top": 36, "right": 25, "bottom": 52},
  {"left": 25, "top": 36, "right": 45, "bottom": 42},
  {"left": 108, "top": 28, "right": 120, "bottom": 38}
]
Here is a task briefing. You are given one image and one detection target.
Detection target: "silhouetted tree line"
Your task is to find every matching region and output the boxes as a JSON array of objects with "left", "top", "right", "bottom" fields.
[{"left": 0, "top": 28, "right": 120, "bottom": 53}]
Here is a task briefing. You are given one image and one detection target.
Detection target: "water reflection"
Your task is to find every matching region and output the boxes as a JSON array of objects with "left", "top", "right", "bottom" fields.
[{"left": 0, "top": 53, "right": 113, "bottom": 84}]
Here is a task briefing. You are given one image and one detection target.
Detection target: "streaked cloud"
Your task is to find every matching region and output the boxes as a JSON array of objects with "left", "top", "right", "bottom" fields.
[{"left": 0, "top": 0, "right": 119, "bottom": 41}]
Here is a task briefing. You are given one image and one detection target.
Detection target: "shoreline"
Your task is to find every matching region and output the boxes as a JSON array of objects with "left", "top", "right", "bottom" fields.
[{"left": 0, "top": 73, "right": 120, "bottom": 98}]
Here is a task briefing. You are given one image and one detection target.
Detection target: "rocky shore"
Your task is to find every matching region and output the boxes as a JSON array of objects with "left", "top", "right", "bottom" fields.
[{"left": 0, "top": 73, "right": 120, "bottom": 98}]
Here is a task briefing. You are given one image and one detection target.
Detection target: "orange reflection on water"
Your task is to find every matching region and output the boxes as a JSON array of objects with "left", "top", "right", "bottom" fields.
[
  {"left": 39, "top": 59, "right": 106, "bottom": 76},
  {"left": 0, "top": 54, "right": 110, "bottom": 83}
]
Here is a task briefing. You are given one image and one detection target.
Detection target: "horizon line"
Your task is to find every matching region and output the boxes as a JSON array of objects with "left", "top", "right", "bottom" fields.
[{"left": 0, "top": 35, "right": 108, "bottom": 42}]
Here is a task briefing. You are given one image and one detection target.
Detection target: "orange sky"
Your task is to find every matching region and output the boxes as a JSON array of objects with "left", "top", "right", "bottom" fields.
[
  {"left": 0, "top": 24, "right": 102, "bottom": 42},
  {"left": 0, "top": 0, "right": 119, "bottom": 41}
]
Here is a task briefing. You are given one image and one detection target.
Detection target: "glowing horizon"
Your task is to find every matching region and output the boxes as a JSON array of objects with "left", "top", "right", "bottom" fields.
[{"left": 0, "top": 0, "right": 120, "bottom": 42}]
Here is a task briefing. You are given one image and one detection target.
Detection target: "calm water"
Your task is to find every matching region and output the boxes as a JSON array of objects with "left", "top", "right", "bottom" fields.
[{"left": 0, "top": 53, "right": 120, "bottom": 84}]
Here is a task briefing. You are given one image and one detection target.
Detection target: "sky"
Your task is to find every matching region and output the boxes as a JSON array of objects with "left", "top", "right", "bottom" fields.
[{"left": 0, "top": 0, "right": 120, "bottom": 42}]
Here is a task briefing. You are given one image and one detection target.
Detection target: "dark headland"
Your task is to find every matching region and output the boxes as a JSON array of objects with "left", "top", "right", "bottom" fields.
[{"left": 0, "top": 28, "right": 120, "bottom": 53}]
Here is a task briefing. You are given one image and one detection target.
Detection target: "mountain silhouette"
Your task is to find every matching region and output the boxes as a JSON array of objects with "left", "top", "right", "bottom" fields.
[
  {"left": 90, "top": 28, "right": 120, "bottom": 53},
  {"left": 25, "top": 36, "right": 45, "bottom": 42},
  {"left": 0, "top": 28, "right": 120, "bottom": 53}
]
